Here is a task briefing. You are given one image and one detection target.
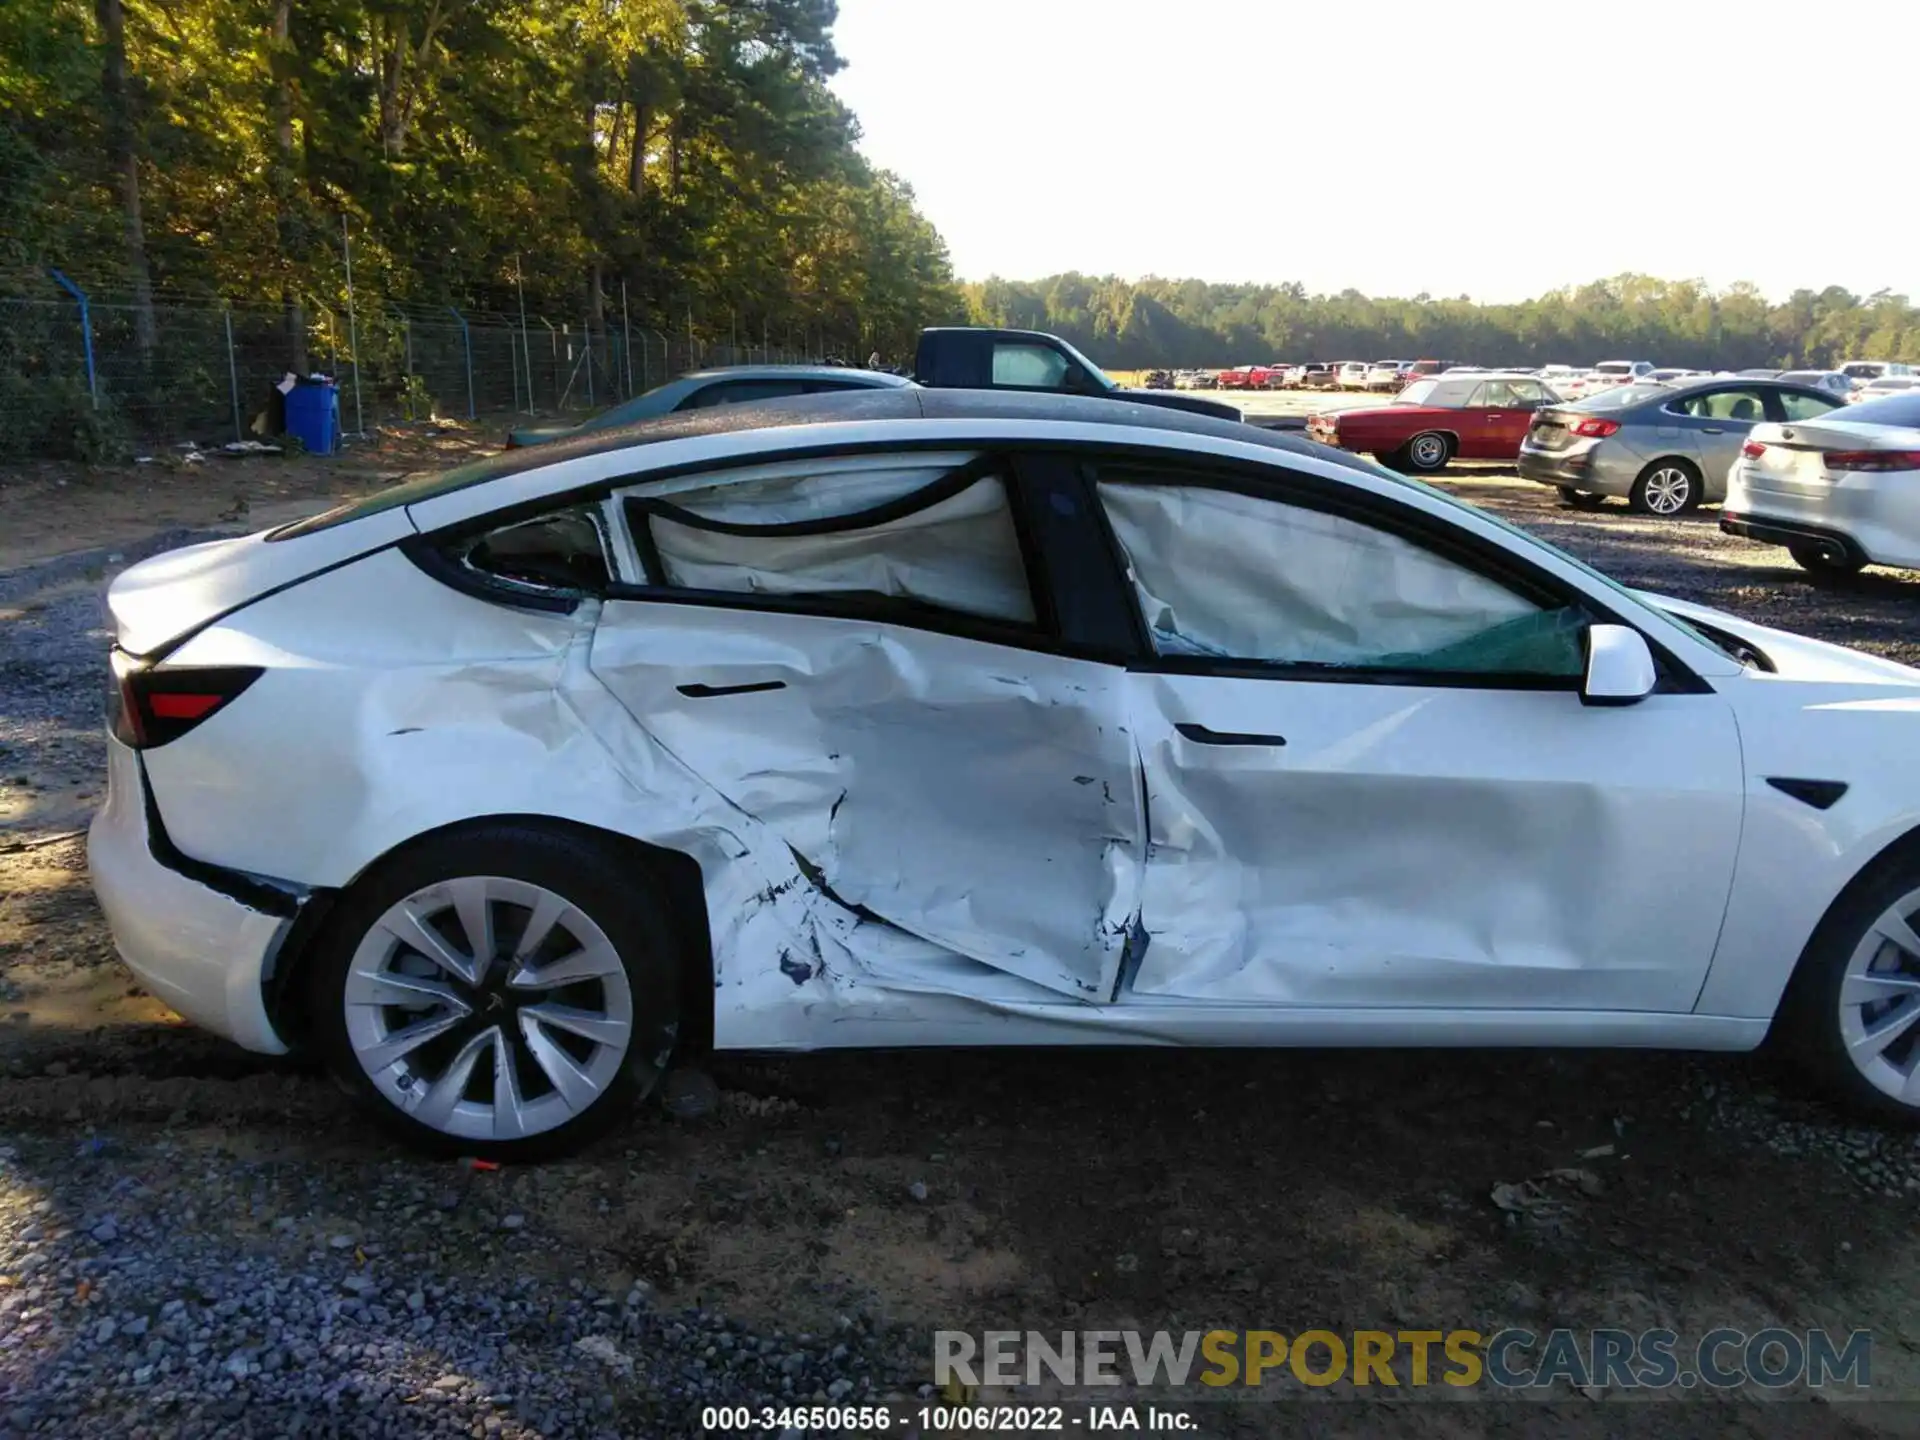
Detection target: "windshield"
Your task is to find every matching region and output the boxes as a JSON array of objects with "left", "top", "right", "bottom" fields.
[
  {"left": 1840, "top": 363, "right": 1887, "bottom": 380},
  {"left": 1571, "top": 383, "right": 1667, "bottom": 411},
  {"left": 1396, "top": 380, "right": 1440, "bottom": 405},
  {"left": 1052, "top": 336, "right": 1118, "bottom": 392},
  {"left": 1594, "top": 363, "right": 1636, "bottom": 376}
]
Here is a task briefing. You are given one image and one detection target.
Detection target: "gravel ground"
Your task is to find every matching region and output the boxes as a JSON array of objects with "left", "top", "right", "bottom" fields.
[{"left": 4, "top": 456, "right": 1920, "bottom": 1437}]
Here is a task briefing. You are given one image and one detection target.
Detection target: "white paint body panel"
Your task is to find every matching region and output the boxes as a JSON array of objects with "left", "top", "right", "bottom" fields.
[
  {"left": 1125, "top": 673, "right": 1744, "bottom": 1010},
  {"left": 107, "top": 510, "right": 418, "bottom": 656},
  {"left": 87, "top": 738, "right": 290, "bottom": 1053},
  {"left": 89, "top": 410, "right": 1920, "bottom": 1060}
]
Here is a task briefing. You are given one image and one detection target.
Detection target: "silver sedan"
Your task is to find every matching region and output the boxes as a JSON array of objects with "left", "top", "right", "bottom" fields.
[{"left": 1517, "top": 378, "right": 1847, "bottom": 514}]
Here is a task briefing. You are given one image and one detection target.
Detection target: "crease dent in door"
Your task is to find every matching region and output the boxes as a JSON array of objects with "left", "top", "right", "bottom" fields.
[
  {"left": 558, "top": 631, "right": 1012, "bottom": 1026},
  {"left": 585, "top": 605, "right": 1145, "bottom": 1004},
  {"left": 1131, "top": 681, "right": 1740, "bottom": 1008}
]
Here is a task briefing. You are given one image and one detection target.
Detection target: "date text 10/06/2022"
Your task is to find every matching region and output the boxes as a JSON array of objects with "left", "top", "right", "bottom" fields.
[{"left": 700, "top": 1405, "right": 1195, "bottom": 1432}]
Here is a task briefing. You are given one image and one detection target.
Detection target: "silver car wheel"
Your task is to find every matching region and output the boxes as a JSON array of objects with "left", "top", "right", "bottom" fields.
[
  {"left": 1837, "top": 887, "right": 1920, "bottom": 1105},
  {"left": 1409, "top": 433, "right": 1448, "bottom": 469},
  {"left": 1641, "top": 467, "right": 1693, "bottom": 515},
  {"left": 342, "top": 876, "right": 634, "bottom": 1142}
]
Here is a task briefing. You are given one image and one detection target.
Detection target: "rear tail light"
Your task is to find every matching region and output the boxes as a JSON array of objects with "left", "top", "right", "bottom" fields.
[
  {"left": 110, "top": 649, "right": 263, "bottom": 749},
  {"left": 1572, "top": 417, "right": 1621, "bottom": 438},
  {"left": 1741, "top": 441, "right": 1767, "bottom": 458},
  {"left": 1822, "top": 450, "right": 1920, "bottom": 473}
]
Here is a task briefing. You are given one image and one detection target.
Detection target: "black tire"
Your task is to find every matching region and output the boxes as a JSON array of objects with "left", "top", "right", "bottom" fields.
[
  {"left": 1789, "top": 541, "right": 1867, "bottom": 582},
  {"left": 306, "top": 822, "right": 683, "bottom": 1160},
  {"left": 1402, "top": 431, "right": 1452, "bottom": 475},
  {"left": 1778, "top": 847, "right": 1920, "bottom": 1127},
  {"left": 1556, "top": 486, "right": 1608, "bottom": 510},
  {"left": 1628, "top": 459, "right": 1702, "bottom": 516}
]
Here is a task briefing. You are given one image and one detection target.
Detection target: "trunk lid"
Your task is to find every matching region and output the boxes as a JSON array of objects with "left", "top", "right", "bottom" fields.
[
  {"left": 1526, "top": 406, "right": 1585, "bottom": 451},
  {"left": 107, "top": 509, "right": 417, "bottom": 657},
  {"left": 1740, "top": 419, "right": 1920, "bottom": 491}
]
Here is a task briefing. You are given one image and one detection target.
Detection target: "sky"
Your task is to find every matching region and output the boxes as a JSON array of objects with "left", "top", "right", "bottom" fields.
[{"left": 828, "top": 0, "right": 1919, "bottom": 304}]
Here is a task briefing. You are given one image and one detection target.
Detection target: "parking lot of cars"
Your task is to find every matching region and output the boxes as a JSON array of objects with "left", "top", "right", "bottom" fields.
[{"left": 1143, "top": 357, "right": 1920, "bottom": 572}]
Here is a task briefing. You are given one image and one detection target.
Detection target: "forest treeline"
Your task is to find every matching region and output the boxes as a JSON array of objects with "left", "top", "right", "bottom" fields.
[
  {"left": 3, "top": 0, "right": 964, "bottom": 362},
  {"left": 6, "top": 0, "right": 1914, "bottom": 383},
  {"left": 965, "top": 273, "right": 1920, "bottom": 371}
]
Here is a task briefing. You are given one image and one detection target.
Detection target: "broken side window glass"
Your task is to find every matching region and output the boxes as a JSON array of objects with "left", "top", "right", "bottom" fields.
[
  {"left": 1098, "top": 480, "right": 1584, "bottom": 676},
  {"left": 460, "top": 505, "right": 611, "bottom": 593}
]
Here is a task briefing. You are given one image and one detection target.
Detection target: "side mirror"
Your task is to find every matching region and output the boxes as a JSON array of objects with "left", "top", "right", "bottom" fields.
[{"left": 1581, "top": 624, "right": 1657, "bottom": 707}]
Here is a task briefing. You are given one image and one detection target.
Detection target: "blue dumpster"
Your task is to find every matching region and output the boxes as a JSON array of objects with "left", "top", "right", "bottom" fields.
[{"left": 283, "top": 380, "right": 340, "bottom": 455}]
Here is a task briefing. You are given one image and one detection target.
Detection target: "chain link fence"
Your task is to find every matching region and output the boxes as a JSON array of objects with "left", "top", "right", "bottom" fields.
[{"left": 0, "top": 271, "right": 865, "bottom": 461}]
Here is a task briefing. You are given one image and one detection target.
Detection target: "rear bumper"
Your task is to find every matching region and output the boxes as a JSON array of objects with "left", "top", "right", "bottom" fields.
[
  {"left": 87, "top": 737, "right": 301, "bottom": 1054},
  {"left": 1719, "top": 512, "right": 1867, "bottom": 566},
  {"left": 1517, "top": 441, "right": 1642, "bottom": 496}
]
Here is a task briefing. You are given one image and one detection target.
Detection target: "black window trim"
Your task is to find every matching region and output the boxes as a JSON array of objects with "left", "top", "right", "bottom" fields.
[
  {"left": 1079, "top": 454, "right": 1713, "bottom": 695},
  {"left": 389, "top": 433, "right": 1715, "bottom": 691}
]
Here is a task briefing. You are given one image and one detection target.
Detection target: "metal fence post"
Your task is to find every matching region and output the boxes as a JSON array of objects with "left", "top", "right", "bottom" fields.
[
  {"left": 448, "top": 306, "right": 474, "bottom": 419},
  {"left": 508, "top": 316, "right": 523, "bottom": 415},
  {"left": 47, "top": 269, "right": 98, "bottom": 408},
  {"left": 621, "top": 282, "right": 633, "bottom": 398},
  {"left": 341, "top": 216, "right": 365, "bottom": 435},
  {"left": 223, "top": 306, "right": 242, "bottom": 441},
  {"left": 515, "top": 261, "right": 535, "bottom": 414}
]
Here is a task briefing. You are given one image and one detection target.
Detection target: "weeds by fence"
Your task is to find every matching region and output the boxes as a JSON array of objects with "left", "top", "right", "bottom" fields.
[{"left": 0, "top": 271, "right": 867, "bottom": 461}]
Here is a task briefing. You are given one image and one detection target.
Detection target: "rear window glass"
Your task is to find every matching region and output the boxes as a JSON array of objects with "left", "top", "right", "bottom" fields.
[
  {"left": 269, "top": 457, "right": 510, "bottom": 540},
  {"left": 1572, "top": 383, "right": 1667, "bottom": 410},
  {"left": 1828, "top": 393, "right": 1920, "bottom": 428}
]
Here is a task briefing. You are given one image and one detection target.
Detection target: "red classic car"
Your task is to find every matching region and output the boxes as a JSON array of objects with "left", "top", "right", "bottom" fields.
[{"left": 1304, "top": 371, "right": 1561, "bottom": 474}]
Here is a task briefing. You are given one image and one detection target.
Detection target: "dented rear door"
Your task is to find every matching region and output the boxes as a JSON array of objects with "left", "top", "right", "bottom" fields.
[{"left": 587, "top": 453, "right": 1144, "bottom": 1001}]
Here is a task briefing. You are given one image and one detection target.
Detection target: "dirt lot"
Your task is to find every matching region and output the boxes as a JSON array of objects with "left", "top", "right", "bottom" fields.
[{"left": 4, "top": 428, "right": 1920, "bottom": 1437}]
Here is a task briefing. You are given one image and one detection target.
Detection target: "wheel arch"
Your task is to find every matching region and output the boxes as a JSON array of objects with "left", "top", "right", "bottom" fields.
[
  {"left": 1770, "top": 821, "right": 1920, "bottom": 1028},
  {"left": 263, "top": 814, "right": 715, "bottom": 1058}
]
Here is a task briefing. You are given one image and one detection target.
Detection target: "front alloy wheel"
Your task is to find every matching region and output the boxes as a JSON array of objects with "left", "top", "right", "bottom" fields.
[
  {"left": 1783, "top": 859, "right": 1920, "bottom": 1125},
  {"left": 1834, "top": 889, "right": 1920, "bottom": 1111}
]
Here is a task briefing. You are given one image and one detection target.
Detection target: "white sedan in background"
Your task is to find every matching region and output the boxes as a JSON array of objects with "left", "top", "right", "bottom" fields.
[
  {"left": 1724, "top": 390, "right": 1920, "bottom": 577},
  {"left": 90, "top": 389, "right": 1920, "bottom": 1157}
]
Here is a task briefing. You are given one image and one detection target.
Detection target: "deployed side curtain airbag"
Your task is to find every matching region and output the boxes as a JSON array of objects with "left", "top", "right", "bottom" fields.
[
  {"left": 1098, "top": 481, "right": 1542, "bottom": 667},
  {"left": 644, "top": 475, "right": 1037, "bottom": 626},
  {"left": 658, "top": 458, "right": 971, "bottom": 526}
]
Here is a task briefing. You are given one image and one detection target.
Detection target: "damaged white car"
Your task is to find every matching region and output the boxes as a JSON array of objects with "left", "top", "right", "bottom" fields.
[{"left": 90, "top": 389, "right": 1920, "bottom": 1156}]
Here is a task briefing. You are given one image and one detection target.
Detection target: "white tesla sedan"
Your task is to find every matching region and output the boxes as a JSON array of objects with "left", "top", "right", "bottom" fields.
[{"left": 89, "top": 390, "right": 1920, "bottom": 1157}]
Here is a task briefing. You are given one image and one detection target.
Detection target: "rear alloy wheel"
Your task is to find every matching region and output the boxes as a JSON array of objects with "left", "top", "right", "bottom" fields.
[
  {"left": 1556, "top": 486, "right": 1608, "bottom": 510},
  {"left": 1629, "top": 460, "right": 1701, "bottom": 516},
  {"left": 1785, "top": 866, "right": 1920, "bottom": 1125},
  {"left": 310, "top": 825, "right": 680, "bottom": 1159},
  {"left": 1403, "top": 431, "right": 1452, "bottom": 474},
  {"left": 1789, "top": 541, "right": 1867, "bottom": 581}
]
